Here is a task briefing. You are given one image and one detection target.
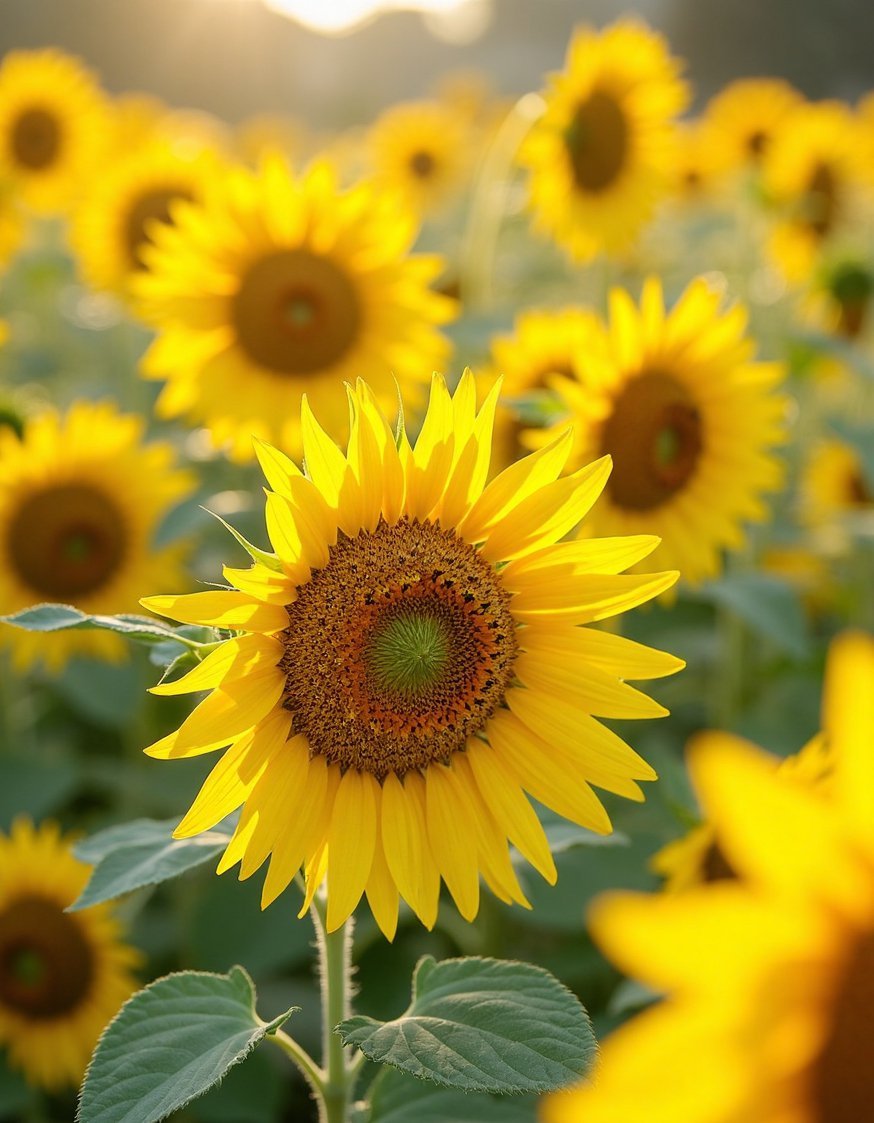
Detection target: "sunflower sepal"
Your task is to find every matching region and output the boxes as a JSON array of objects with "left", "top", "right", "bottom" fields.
[
  {"left": 77, "top": 966, "right": 298, "bottom": 1123},
  {"left": 203, "top": 508, "right": 285, "bottom": 573},
  {"left": 338, "top": 954, "right": 597, "bottom": 1096},
  {"left": 70, "top": 817, "right": 233, "bottom": 911}
]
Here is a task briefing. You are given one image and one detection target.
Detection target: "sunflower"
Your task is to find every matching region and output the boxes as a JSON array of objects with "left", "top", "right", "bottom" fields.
[
  {"left": 652, "top": 731, "right": 833, "bottom": 893},
  {"left": 142, "top": 374, "right": 682, "bottom": 939},
  {"left": 804, "top": 258, "right": 874, "bottom": 340},
  {"left": 369, "top": 100, "right": 472, "bottom": 215},
  {"left": 236, "top": 114, "right": 306, "bottom": 167},
  {"left": 518, "top": 20, "right": 689, "bottom": 263},
  {"left": 670, "top": 120, "right": 726, "bottom": 201},
  {"left": 526, "top": 278, "right": 787, "bottom": 584},
  {"left": 764, "top": 102, "right": 865, "bottom": 283},
  {"left": 540, "top": 630, "right": 874, "bottom": 1123},
  {"left": 702, "top": 78, "right": 803, "bottom": 174},
  {"left": 0, "top": 400, "right": 193, "bottom": 672},
  {"left": 103, "top": 94, "right": 230, "bottom": 163},
  {"left": 480, "top": 307, "right": 603, "bottom": 473},
  {"left": 134, "top": 157, "right": 455, "bottom": 461},
  {"left": 0, "top": 49, "right": 109, "bottom": 213},
  {"left": 71, "top": 142, "right": 218, "bottom": 299},
  {"left": 801, "top": 440, "right": 874, "bottom": 528},
  {"left": 0, "top": 819, "right": 138, "bottom": 1091}
]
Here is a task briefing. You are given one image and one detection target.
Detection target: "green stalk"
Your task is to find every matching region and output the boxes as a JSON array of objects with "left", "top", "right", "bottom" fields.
[
  {"left": 268, "top": 889, "right": 360, "bottom": 1123},
  {"left": 311, "top": 895, "right": 357, "bottom": 1123}
]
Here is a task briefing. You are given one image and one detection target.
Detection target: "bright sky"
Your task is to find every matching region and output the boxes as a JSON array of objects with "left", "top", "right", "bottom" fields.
[{"left": 260, "top": 0, "right": 492, "bottom": 40}]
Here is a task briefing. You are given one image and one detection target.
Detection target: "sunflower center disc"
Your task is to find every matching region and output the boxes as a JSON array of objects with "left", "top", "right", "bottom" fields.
[
  {"left": 409, "top": 150, "right": 436, "bottom": 179},
  {"left": 280, "top": 517, "right": 517, "bottom": 779},
  {"left": 11, "top": 106, "right": 61, "bottom": 170},
  {"left": 565, "top": 89, "right": 628, "bottom": 193},
  {"left": 124, "top": 186, "right": 194, "bottom": 269},
  {"left": 700, "top": 840, "right": 737, "bottom": 883},
  {"left": 810, "top": 925, "right": 874, "bottom": 1122},
  {"left": 0, "top": 895, "right": 94, "bottom": 1019},
  {"left": 746, "top": 129, "right": 768, "bottom": 159},
  {"left": 232, "top": 249, "right": 362, "bottom": 375},
  {"left": 8, "top": 483, "right": 127, "bottom": 598},
  {"left": 600, "top": 371, "right": 703, "bottom": 511},
  {"left": 804, "top": 162, "right": 838, "bottom": 239}
]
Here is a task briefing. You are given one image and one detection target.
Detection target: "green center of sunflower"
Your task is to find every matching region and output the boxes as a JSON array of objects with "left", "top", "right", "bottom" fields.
[
  {"left": 279, "top": 517, "right": 517, "bottom": 779},
  {"left": 810, "top": 924, "right": 874, "bottom": 1122},
  {"left": 409, "top": 150, "right": 436, "bottom": 179},
  {"left": 10, "top": 106, "right": 61, "bottom": 171},
  {"left": 565, "top": 89, "right": 628, "bottom": 193},
  {"left": 232, "top": 249, "right": 362, "bottom": 376},
  {"left": 8, "top": 483, "right": 127, "bottom": 599},
  {"left": 367, "top": 610, "right": 451, "bottom": 698},
  {"left": 0, "top": 895, "right": 94, "bottom": 1020},
  {"left": 600, "top": 371, "right": 703, "bottom": 511},
  {"left": 124, "top": 186, "right": 194, "bottom": 270}
]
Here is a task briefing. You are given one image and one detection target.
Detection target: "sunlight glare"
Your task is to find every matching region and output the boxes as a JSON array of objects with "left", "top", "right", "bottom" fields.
[{"left": 261, "top": 0, "right": 487, "bottom": 37}]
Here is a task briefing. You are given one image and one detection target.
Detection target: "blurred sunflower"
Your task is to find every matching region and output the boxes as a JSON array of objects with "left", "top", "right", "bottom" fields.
[
  {"left": 541, "top": 630, "right": 874, "bottom": 1123},
  {"left": 103, "top": 94, "right": 229, "bottom": 163},
  {"left": 71, "top": 142, "right": 217, "bottom": 299},
  {"left": 805, "top": 258, "right": 874, "bottom": 339},
  {"left": 519, "top": 20, "right": 688, "bottom": 263},
  {"left": 527, "top": 278, "right": 787, "bottom": 584},
  {"left": 0, "top": 401, "right": 193, "bottom": 671},
  {"left": 142, "top": 374, "right": 682, "bottom": 939},
  {"left": 702, "top": 77, "right": 803, "bottom": 173},
  {"left": 481, "top": 307, "right": 602, "bottom": 472},
  {"left": 765, "top": 101, "right": 864, "bottom": 283},
  {"left": 652, "top": 731, "right": 832, "bottom": 893},
  {"left": 134, "top": 157, "right": 455, "bottom": 461},
  {"left": 369, "top": 100, "right": 472, "bottom": 215},
  {"left": 670, "top": 120, "right": 725, "bottom": 201},
  {"left": 802, "top": 440, "right": 873, "bottom": 527},
  {"left": 0, "top": 819, "right": 139, "bottom": 1091},
  {"left": 235, "top": 114, "right": 306, "bottom": 167},
  {"left": 0, "top": 49, "right": 108, "bottom": 213}
]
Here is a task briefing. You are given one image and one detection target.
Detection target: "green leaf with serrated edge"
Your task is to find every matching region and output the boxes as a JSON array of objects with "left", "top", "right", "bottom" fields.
[
  {"left": 204, "top": 509, "right": 284, "bottom": 573},
  {"left": 0, "top": 604, "right": 186, "bottom": 644},
  {"left": 367, "top": 1066, "right": 538, "bottom": 1123},
  {"left": 77, "top": 967, "right": 296, "bottom": 1123},
  {"left": 71, "top": 818, "right": 234, "bottom": 910},
  {"left": 339, "top": 956, "right": 596, "bottom": 1095}
]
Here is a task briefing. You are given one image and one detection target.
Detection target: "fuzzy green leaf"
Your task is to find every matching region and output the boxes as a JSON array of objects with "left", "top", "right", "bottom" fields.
[
  {"left": 339, "top": 955, "right": 596, "bottom": 1094},
  {"left": 77, "top": 967, "right": 295, "bottom": 1123},
  {"left": 71, "top": 818, "right": 233, "bottom": 910}
]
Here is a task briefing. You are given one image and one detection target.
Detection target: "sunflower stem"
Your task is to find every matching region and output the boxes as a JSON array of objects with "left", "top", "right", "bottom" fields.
[
  {"left": 311, "top": 891, "right": 358, "bottom": 1123},
  {"left": 458, "top": 91, "right": 545, "bottom": 311}
]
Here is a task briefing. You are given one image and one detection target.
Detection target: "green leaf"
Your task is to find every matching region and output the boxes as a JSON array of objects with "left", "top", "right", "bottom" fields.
[
  {"left": 698, "top": 572, "right": 810, "bottom": 657},
  {"left": 368, "top": 1067, "right": 538, "bottom": 1123},
  {"left": 77, "top": 967, "right": 296, "bottom": 1123},
  {"left": 71, "top": 818, "right": 233, "bottom": 911},
  {"left": 0, "top": 604, "right": 188, "bottom": 645},
  {"left": 339, "top": 955, "right": 596, "bottom": 1095},
  {"left": 206, "top": 509, "right": 284, "bottom": 573}
]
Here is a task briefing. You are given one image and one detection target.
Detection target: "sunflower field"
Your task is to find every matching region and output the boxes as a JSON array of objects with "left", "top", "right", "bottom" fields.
[{"left": 0, "top": 5, "right": 872, "bottom": 1122}]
